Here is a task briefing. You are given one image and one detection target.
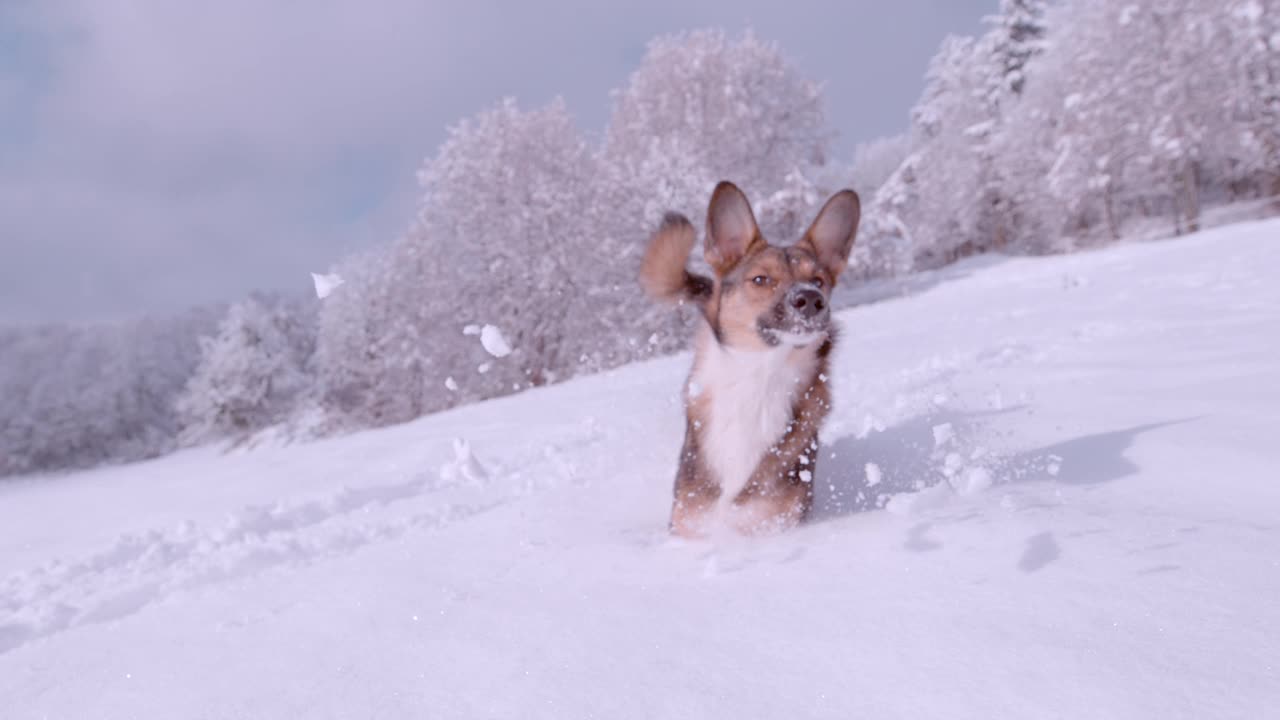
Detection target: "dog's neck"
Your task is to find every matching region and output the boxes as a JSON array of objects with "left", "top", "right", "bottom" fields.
[{"left": 689, "top": 322, "right": 826, "bottom": 507}]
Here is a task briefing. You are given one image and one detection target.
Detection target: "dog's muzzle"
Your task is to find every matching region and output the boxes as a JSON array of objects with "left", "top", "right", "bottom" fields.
[{"left": 788, "top": 287, "right": 827, "bottom": 320}]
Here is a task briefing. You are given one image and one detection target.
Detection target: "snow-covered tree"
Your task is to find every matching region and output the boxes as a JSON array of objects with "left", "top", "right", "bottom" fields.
[
  {"left": 177, "top": 297, "right": 313, "bottom": 444},
  {"left": 866, "top": 35, "right": 993, "bottom": 267},
  {"left": 757, "top": 169, "right": 825, "bottom": 242},
  {"left": 0, "top": 307, "right": 219, "bottom": 477},
  {"left": 312, "top": 97, "right": 629, "bottom": 432},
  {"left": 966, "top": 0, "right": 1049, "bottom": 250},
  {"left": 415, "top": 97, "right": 610, "bottom": 397},
  {"left": 847, "top": 133, "right": 911, "bottom": 200},
  {"left": 985, "top": 0, "right": 1049, "bottom": 99},
  {"left": 1227, "top": 0, "right": 1280, "bottom": 203},
  {"left": 854, "top": 152, "right": 922, "bottom": 278},
  {"left": 311, "top": 248, "right": 408, "bottom": 428},
  {"left": 995, "top": 0, "right": 1129, "bottom": 246},
  {"left": 994, "top": 0, "right": 1249, "bottom": 246},
  {"left": 601, "top": 28, "right": 831, "bottom": 229},
  {"left": 857, "top": 19, "right": 1036, "bottom": 273}
]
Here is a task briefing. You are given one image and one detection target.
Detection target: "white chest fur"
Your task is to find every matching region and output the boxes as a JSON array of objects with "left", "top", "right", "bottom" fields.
[{"left": 691, "top": 340, "right": 816, "bottom": 505}]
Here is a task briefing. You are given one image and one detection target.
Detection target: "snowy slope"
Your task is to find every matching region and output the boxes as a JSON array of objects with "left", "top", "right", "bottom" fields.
[{"left": 2, "top": 220, "right": 1279, "bottom": 719}]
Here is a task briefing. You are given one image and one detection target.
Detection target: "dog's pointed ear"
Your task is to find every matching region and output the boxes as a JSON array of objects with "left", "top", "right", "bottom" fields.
[
  {"left": 799, "top": 190, "right": 860, "bottom": 281},
  {"left": 704, "top": 181, "right": 763, "bottom": 276}
]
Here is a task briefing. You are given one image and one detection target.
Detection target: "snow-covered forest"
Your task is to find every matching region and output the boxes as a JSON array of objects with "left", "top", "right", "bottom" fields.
[{"left": 3, "top": 0, "right": 1277, "bottom": 477}]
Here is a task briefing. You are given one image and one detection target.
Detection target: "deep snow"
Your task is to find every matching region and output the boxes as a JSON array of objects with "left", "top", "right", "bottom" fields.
[{"left": 2, "top": 220, "right": 1279, "bottom": 719}]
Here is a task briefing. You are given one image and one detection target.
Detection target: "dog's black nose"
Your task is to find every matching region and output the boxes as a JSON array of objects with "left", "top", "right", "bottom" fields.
[{"left": 790, "top": 288, "right": 826, "bottom": 318}]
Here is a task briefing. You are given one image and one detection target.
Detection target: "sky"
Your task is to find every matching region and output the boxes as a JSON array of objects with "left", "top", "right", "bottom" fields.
[{"left": 0, "top": 0, "right": 989, "bottom": 324}]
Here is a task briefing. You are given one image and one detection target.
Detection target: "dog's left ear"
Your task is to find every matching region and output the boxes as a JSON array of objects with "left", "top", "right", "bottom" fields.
[{"left": 799, "top": 190, "right": 861, "bottom": 281}]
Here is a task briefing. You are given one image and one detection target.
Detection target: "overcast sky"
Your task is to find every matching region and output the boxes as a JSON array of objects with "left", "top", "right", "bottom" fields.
[{"left": 0, "top": 1, "right": 989, "bottom": 324}]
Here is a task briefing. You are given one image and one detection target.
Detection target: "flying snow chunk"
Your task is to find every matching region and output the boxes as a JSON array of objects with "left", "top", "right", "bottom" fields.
[
  {"left": 462, "top": 325, "right": 481, "bottom": 336},
  {"left": 444, "top": 377, "right": 459, "bottom": 392},
  {"left": 860, "top": 414, "right": 885, "bottom": 438},
  {"left": 1047, "top": 454, "right": 1064, "bottom": 477},
  {"left": 438, "top": 438, "right": 488, "bottom": 487},
  {"left": 942, "top": 452, "right": 964, "bottom": 478},
  {"left": 311, "top": 272, "right": 344, "bottom": 299},
  {"left": 480, "top": 325, "right": 512, "bottom": 358},
  {"left": 932, "top": 422, "right": 954, "bottom": 448},
  {"left": 958, "top": 467, "right": 993, "bottom": 496},
  {"left": 865, "top": 463, "right": 882, "bottom": 488}
]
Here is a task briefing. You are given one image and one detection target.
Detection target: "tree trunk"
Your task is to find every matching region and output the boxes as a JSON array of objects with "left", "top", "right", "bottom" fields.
[
  {"left": 1183, "top": 162, "right": 1201, "bottom": 233},
  {"left": 1103, "top": 186, "right": 1120, "bottom": 241},
  {"left": 1170, "top": 170, "right": 1185, "bottom": 237}
]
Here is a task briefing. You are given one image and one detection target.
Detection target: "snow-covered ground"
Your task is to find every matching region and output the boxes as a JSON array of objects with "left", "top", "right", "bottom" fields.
[{"left": 3, "top": 220, "right": 1279, "bottom": 719}]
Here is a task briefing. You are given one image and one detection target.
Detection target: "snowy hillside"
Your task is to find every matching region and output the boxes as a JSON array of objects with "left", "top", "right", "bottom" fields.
[{"left": 2, "top": 220, "right": 1279, "bottom": 719}]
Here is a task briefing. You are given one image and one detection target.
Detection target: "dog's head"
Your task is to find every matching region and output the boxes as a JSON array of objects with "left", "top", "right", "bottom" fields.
[{"left": 703, "top": 181, "right": 860, "bottom": 351}]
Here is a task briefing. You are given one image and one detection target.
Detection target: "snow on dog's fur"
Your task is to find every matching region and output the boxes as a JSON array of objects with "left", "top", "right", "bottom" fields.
[{"left": 641, "top": 181, "right": 860, "bottom": 536}]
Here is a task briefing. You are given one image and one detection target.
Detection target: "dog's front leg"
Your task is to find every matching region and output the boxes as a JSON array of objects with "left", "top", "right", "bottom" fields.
[
  {"left": 668, "top": 426, "right": 720, "bottom": 538},
  {"left": 728, "top": 383, "right": 830, "bottom": 535}
]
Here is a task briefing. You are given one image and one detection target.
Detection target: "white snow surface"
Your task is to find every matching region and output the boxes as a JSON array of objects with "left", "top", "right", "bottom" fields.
[
  {"left": 3, "top": 220, "right": 1280, "bottom": 718},
  {"left": 479, "top": 324, "right": 512, "bottom": 358}
]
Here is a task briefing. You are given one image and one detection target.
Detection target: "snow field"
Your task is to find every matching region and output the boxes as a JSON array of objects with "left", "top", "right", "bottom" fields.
[{"left": 1, "top": 219, "right": 1278, "bottom": 718}]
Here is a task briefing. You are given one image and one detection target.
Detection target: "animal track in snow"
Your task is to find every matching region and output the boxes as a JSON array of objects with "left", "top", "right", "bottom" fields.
[{"left": 0, "top": 425, "right": 608, "bottom": 656}]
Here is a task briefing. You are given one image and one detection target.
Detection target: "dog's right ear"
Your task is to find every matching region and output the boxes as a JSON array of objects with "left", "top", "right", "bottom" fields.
[
  {"left": 704, "top": 181, "right": 763, "bottom": 276},
  {"left": 640, "top": 212, "right": 712, "bottom": 305}
]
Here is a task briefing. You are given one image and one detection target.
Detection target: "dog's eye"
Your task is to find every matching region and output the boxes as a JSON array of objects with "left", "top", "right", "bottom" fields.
[
  {"left": 752, "top": 275, "right": 771, "bottom": 286},
  {"left": 812, "top": 277, "right": 824, "bottom": 289}
]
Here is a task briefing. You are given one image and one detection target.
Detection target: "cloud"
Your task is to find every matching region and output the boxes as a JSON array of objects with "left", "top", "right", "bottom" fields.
[{"left": 0, "top": 0, "right": 986, "bottom": 323}]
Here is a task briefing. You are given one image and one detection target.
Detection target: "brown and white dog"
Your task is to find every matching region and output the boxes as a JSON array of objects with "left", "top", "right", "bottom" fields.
[{"left": 641, "top": 181, "right": 860, "bottom": 537}]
